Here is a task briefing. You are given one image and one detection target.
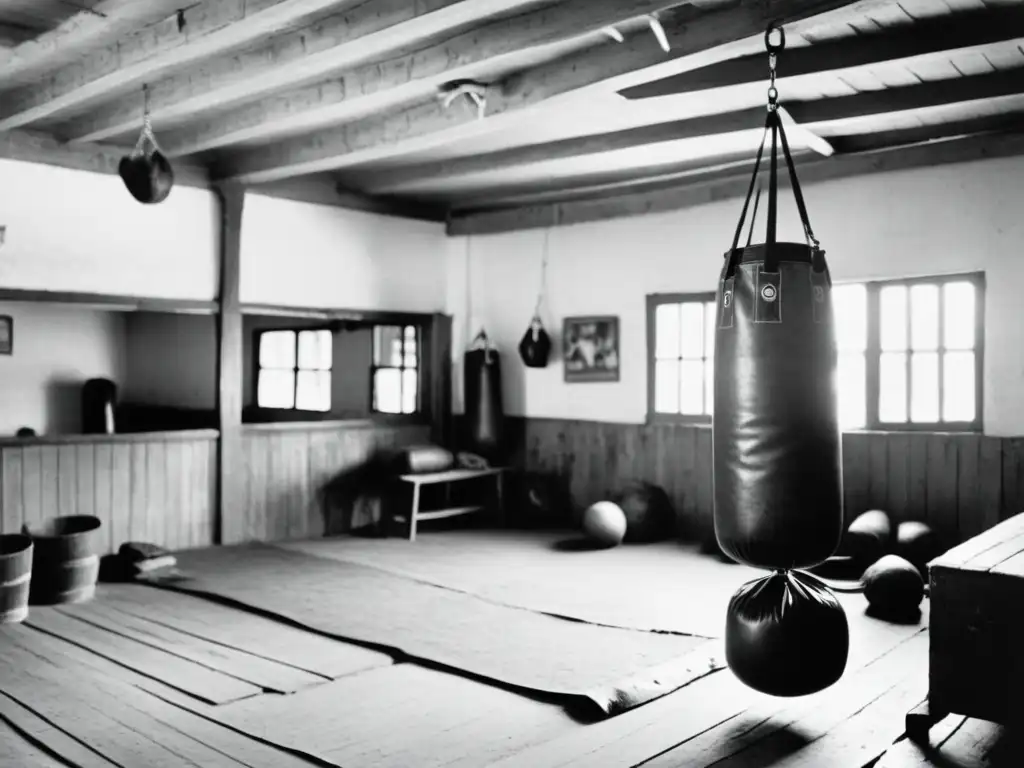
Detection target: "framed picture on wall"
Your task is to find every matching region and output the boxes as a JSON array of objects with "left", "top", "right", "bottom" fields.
[
  {"left": 0, "top": 315, "right": 11, "bottom": 355},
  {"left": 563, "top": 315, "right": 619, "bottom": 383}
]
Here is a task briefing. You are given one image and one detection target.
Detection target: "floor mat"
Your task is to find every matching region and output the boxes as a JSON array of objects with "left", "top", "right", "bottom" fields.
[{"left": 143, "top": 544, "right": 722, "bottom": 715}]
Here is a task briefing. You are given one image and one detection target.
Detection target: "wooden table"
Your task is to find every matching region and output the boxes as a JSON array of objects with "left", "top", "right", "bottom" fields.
[
  {"left": 394, "top": 467, "right": 505, "bottom": 541},
  {"left": 907, "top": 511, "right": 1024, "bottom": 739}
]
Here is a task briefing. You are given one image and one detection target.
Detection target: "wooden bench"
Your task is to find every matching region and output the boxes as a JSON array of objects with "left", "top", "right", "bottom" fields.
[
  {"left": 907, "top": 511, "right": 1024, "bottom": 740},
  {"left": 393, "top": 467, "right": 505, "bottom": 541}
]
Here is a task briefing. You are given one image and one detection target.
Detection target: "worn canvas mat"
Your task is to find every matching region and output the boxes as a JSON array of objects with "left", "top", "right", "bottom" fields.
[{"left": 144, "top": 544, "right": 721, "bottom": 715}]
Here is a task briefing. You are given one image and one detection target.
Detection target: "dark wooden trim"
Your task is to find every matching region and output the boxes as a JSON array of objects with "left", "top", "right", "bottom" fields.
[
  {"left": 252, "top": 177, "right": 447, "bottom": 222},
  {"left": 0, "top": 429, "right": 219, "bottom": 448},
  {"left": 446, "top": 130, "right": 1024, "bottom": 235},
  {"left": 428, "top": 313, "right": 453, "bottom": 447},
  {"left": 0, "top": 288, "right": 219, "bottom": 314},
  {"left": 216, "top": 183, "right": 245, "bottom": 546},
  {"left": 240, "top": 303, "right": 435, "bottom": 326},
  {"left": 242, "top": 416, "right": 429, "bottom": 433}
]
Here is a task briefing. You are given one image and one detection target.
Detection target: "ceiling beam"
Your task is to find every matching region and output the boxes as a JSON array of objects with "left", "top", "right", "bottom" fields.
[
  {"left": 347, "top": 68, "right": 1024, "bottom": 194},
  {"left": 216, "top": 0, "right": 877, "bottom": 183},
  {"left": 0, "top": 0, "right": 186, "bottom": 86},
  {"left": 147, "top": 0, "right": 687, "bottom": 158},
  {"left": 445, "top": 129, "right": 1024, "bottom": 235},
  {"left": 252, "top": 178, "right": 448, "bottom": 221},
  {"left": 618, "top": 5, "right": 1024, "bottom": 100},
  {"left": 0, "top": 0, "right": 364, "bottom": 131},
  {"left": 64, "top": 0, "right": 560, "bottom": 145}
]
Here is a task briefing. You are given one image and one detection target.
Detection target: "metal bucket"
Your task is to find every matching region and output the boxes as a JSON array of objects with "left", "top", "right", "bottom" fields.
[
  {"left": 24, "top": 515, "right": 102, "bottom": 605},
  {"left": 0, "top": 533, "right": 33, "bottom": 623}
]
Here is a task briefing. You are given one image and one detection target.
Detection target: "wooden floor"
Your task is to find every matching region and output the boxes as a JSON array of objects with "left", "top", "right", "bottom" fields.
[{"left": 0, "top": 529, "right": 1016, "bottom": 768}]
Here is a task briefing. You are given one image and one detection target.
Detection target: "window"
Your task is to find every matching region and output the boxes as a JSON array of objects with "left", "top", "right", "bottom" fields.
[
  {"left": 372, "top": 324, "right": 420, "bottom": 415},
  {"left": 648, "top": 293, "right": 716, "bottom": 422},
  {"left": 256, "top": 328, "right": 332, "bottom": 412},
  {"left": 647, "top": 273, "right": 983, "bottom": 431}
]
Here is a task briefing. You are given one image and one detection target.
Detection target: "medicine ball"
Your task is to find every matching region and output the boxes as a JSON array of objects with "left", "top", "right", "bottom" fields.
[
  {"left": 725, "top": 569, "right": 849, "bottom": 697},
  {"left": 895, "top": 521, "right": 939, "bottom": 579},
  {"left": 582, "top": 501, "right": 627, "bottom": 547},
  {"left": 118, "top": 150, "right": 175, "bottom": 204},
  {"left": 863, "top": 554, "right": 924, "bottom": 620},
  {"left": 840, "top": 510, "right": 893, "bottom": 568},
  {"left": 614, "top": 481, "right": 675, "bottom": 543}
]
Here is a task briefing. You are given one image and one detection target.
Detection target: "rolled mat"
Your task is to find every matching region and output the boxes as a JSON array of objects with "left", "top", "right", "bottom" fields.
[{"left": 141, "top": 544, "right": 722, "bottom": 716}]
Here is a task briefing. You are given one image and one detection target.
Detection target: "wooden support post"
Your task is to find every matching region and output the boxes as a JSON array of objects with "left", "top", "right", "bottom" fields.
[
  {"left": 428, "top": 312, "right": 453, "bottom": 448},
  {"left": 215, "top": 183, "right": 245, "bottom": 545}
]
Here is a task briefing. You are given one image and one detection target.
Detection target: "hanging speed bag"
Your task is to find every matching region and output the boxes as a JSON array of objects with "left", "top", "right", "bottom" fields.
[
  {"left": 518, "top": 317, "right": 552, "bottom": 368},
  {"left": 712, "top": 110, "right": 843, "bottom": 572},
  {"left": 464, "top": 346, "right": 505, "bottom": 461}
]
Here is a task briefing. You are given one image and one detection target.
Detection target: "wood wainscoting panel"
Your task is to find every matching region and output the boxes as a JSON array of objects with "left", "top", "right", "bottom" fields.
[
  {"left": 508, "top": 418, "right": 1024, "bottom": 550},
  {"left": 0, "top": 431, "right": 218, "bottom": 555},
  {"left": 238, "top": 421, "right": 431, "bottom": 544}
]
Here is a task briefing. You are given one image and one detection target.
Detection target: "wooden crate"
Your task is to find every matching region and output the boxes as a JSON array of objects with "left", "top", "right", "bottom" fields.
[{"left": 921, "top": 511, "right": 1024, "bottom": 732}]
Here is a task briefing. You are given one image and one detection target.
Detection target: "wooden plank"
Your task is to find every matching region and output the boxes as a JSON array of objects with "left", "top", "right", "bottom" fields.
[
  {"left": 129, "top": 442, "right": 147, "bottom": 542},
  {"left": 191, "top": 437, "right": 215, "bottom": 547},
  {"left": 0, "top": 712, "right": 80, "bottom": 768},
  {"left": 55, "top": 600, "right": 325, "bottom": 694},
  {"left": 978, "top": 436, "right": 1004, "bottom": 537},
  {"left": 957, "top": 434, "right": 982, "bottom": 544},
  {"left": 842, "top": 433, "right": 871, "bottom": 526},
  {"left": 1, "top": 447, "right": 22, "bottom": 534},
  {"left": 868, "top": 433, "right": 889, "bottom": 511},
  {"left": 887, "top": 432, "right": 911, "bottom": 524},
  {"left": 20, "top": 445, "right": 42, "bottom": 530},
  {"left": 110, "top": 443, "right": 132, "bottom": 553},
  {"left": 93, "top": 443, "right": 114, "bottom": 554},
  {"left": 75, "top": 442, "right": 95, "bottom": 521},
  {"left": 145, "top": 440, "right": 167, "bottom": 547},
  {"left": 218, "top": 184, "right": 245, "bottom": 546},
  {"left": 926, "top": 433, "right": 959, "bottom": 549},
  {"left": 40, "top": 445, "right": 58, "bottom": 522},
  {"left": 24, "top": 609, "right": 262, "bottom": 706},
  {"left": 56, "top": 444, "right": 77, "bottom": 518},
  {"left": 907, "top": 433, "right": 929, "bottom": 524},
  {"left": 164, "top": 440, "right": 184, "bottom": 551},
  {"left": 1001, "top": 438, "right": 1024, "bottom": 521},
  {"left": 0, "top": 694, "right": 118, "bottom": 768},
  {"left": 695, "top": 427, "right": 713, "bottom": 530},
  {"left": 101, "top": 582, "right": 392, "bottom": 680},
  {"left": 931, "top": 512, "right": 1024, "bottom": 570}
]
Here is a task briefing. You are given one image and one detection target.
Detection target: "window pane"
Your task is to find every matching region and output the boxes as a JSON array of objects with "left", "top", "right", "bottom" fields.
[
  {"left": 704, "top": 359, "right": 714, "bottom": 415},
  {"left": 402, "top": 369, "right": 418, "bottom": 414},
  {"left": 654, "top": 359, "right": 680, "bottom": 413},
  {"left": 297, "top": 329, "right": 332, "bottom": 370},
  {"left": 944, "top": 281, "right": 976, "bottom": 350},
  {"left": 943, "top": 351, "right": 976, "bottom": 422},
  {"left": 837, "top": 352, "right": 866, "bottom": 430},
  {"left": 879, "top": 285, "right": 907, "bottom": 352},
  {"left": 879, "top": 352, "right": 907, "bottom": 423},
  {"left": 259, "top": 331, "right": 296, "bottom": 368},
  {"left": 911, "top": 284, "right": 939, "bottom": 351},
  {"left": 704, "top": 301, "right": 716, "bottom": 359},
  {"left": 373, "top": 368, "right": 402, "bottom": 414},
  {"left": 404, "top": 341, "right": 418, "bottom": 368},
  {"left": 257, "top": 370, "right": 295, "bottom": 409},
  {"left": 680, "top": 303, "right": 704, "bottom": 359},
  {"left": 296, "top": 371, "right": 331, "bottom": 412},
  {"left": 374, "top": 326, "right": 403, "bottom": 366},
  {"left": 833, "top": 284, "right": 866, "bottom": 352},
  {"left": 655, "top": 304, "right": 680, "bottom": 359},
  {"left": 911, "top": 352, "right": 940, "bottom": 423},
  {"left": 679, "top": 360, "right": 704, "bottom": 415}
]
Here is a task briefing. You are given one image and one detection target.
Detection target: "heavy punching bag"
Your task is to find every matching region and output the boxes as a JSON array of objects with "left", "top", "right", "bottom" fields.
[
  {"left": 464, "top": 330, "right": 505, "bottom": 462},
  {"left": 713, "top": 25, "right": 848, "bottom": 697},
  {"left": 82, "top": 378, "right": 117, "bottom": 435}
]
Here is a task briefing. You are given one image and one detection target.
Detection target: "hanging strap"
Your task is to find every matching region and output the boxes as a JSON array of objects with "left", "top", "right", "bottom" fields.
[{"left": 725, "top": 24, "right": 823, "bottom": 276}]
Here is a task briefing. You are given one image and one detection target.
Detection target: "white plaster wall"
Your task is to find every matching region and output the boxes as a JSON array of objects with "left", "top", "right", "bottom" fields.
[
  {"left": 445, "top": 154, "right": 1024, "bottom": 436},
  {"left": 0, "top": 159, "right": 219, "bottom": 300},
  {"left": 0, "top": 302, "right": 126, "bottom": 436},
  {"left": 240, "top": 194, "right": 448, "bottom": 312}
]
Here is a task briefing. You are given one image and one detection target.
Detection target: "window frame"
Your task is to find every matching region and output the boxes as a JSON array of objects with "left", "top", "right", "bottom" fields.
[
  {"left": 645, "top": 272, "right": 985, "bottom": 432},
  {"left": 253, "top": 325, "right": 334, "bottom": 413},
  {"left": 857, "top": 271, "right": 985, "bottom": 433},
  {"left": 369, "top": 323, "right": 423, "bottom": 416},
  {"left": 645, "top": 291, "right": 717, "bottom": 426}
]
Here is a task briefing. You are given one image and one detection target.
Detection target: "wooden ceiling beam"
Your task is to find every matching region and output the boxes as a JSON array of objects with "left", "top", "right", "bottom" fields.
[
  {"left": 0, "top": 0, "right": 363, "bottom": 131},
  {"left": 64, "top": 0, "right": 556, "bottom": 146},
  {"left": 0, "top": 0, "right": 185, "bottom": 86},
  {"left": 618, "top": 5, "right": 1024, "bottom": 100},
  {"left": 216, "top": 0, "right": 876, "bottom": 184},
  {"left": 144, "top": 0, "right": 688, "bottom": 158},
  {"left": 445, "top": 129, "right": 1024, "bottom": 235},
  {"left": 347, "top": 68, "right": 1024, "bottom": 194}
]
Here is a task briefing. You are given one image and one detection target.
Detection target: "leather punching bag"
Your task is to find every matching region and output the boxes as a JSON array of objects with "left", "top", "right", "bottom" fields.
[
  {"left": 712, "top": 24, "right": 848, "bottom": 698},
  {"left": 464, "top": 330, "right": 505, "bottom": 462},
  {"left": 518, "top": 316, "right": 552, "bottom": 368},
  {"left": 119, "top": 90, "right": 174, "bottom": 205}
]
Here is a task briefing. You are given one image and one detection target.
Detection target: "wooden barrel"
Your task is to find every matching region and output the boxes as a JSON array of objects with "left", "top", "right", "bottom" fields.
[
  {"left": 0, "top": 533, "right": 33, "bottom": 623},
  {"left": 24, "top": 515, "right": 102, "bottom": 605}
]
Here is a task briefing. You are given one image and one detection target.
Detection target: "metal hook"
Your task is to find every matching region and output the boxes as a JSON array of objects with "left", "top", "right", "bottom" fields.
[{"left": 764, "top": 23, "right": 786, "bottom": 54}]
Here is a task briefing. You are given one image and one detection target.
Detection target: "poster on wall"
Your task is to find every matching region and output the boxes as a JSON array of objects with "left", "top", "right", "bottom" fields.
[
  {"left": 563, "top": 315, "right": 619, "bottom": 383},
  {"left": 0, "top": 315, "right": 11, "bottom": 355}
]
